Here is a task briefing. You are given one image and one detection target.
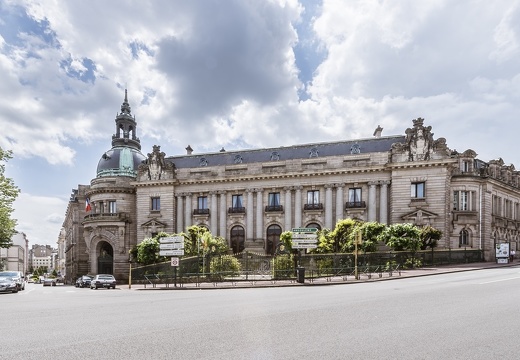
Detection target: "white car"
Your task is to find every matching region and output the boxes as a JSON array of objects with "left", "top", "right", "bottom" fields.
[
  {"left": 90, "top": 274, "right": 117, "bottom": 289},
  {"left": 0, "top": 271, "right": 25, "bottom": 291}
]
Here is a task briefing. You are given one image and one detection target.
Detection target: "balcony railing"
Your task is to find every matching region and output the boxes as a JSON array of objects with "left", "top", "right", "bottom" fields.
[
  {"left": 304, "top": 203, "right": 323, "bottom": 210},
  {"left": 83, "top": 212, "right": 130, "bottom": 221},
  {"left": 228, "top": 207, "right": 246, "bottom": 214},
  {"left": 193, "top": 209, "right": 210, "bottom": 215},
  {"left": 265, "top": 205, "right": 284, "bottom": 212},
  {"left": 345, "top": 201, "right": 366, "bottom": 209}
]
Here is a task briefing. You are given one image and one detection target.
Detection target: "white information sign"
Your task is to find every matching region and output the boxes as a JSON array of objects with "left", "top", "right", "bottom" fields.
[
  {"left": 160, "top": 243, "right": 185, "bottom": 250},
  {"left": 160, "top": 236, "right": 184, "bottom": 244},
  {"left": 160, "top": 249, "right": 185, "bottom": 256}
]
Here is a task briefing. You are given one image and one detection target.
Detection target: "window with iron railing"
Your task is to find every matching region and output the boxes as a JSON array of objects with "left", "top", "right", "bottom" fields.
[
  {"left": 194, "top": 196, "right": 209, "bottom": 215},
  {"left": 229, "top": 194, "right": 245, "bottom": 213},
  {"left": 265, "top": 192, "right": 283, "bottom": 212},
  {"left": 346, "top": 188, "right": 365, "bottom": 208}
]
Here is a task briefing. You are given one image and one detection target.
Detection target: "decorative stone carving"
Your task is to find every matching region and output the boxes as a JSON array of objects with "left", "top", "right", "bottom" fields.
[{"left": 391, "top": 118, "right": 452, "bottom": 163}]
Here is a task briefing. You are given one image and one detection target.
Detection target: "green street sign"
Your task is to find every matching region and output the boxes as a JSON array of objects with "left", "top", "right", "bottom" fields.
[{"left": 292, "top": 228, "right": 318, "bottom": 233}]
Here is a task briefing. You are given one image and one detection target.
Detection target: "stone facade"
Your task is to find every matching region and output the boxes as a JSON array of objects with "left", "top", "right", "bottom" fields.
[{"left": 59, "top": 96, "right": 520, "bottom": 282}]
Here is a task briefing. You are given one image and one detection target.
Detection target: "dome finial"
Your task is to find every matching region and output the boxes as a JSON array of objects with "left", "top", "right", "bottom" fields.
[{"left": 120, "top": 88, "right": 131, "bottom": 115}]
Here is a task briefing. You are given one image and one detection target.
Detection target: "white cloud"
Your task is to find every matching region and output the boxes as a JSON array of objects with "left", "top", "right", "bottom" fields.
[{"left": 2, "top": 0, "right": 520, "bottom": 246}]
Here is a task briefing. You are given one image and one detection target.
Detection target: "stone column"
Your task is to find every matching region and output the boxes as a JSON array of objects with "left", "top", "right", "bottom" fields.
[
  {"left": 379, "top": 181, "right": 389, "bottom": 224},
  {"left": 294, "top": 186, "right": 302, "bottom": 228},
  {"left": 210, "top": 191, "right": 218, "bottom": 234},
  {"left": 219, "top": 191, "right": 227, "bottom": 237},
  {"left": 185, "top": 193, "right": 192, "bottom": 228},
  {"left": 284, "top": 187, "right": 292, "bottom": 231},
  {"left": 246, "top": 189, "right": 254, "bottom": 241},
  {"left": 335, "top": 183, "right": 344, "bottom": 222},
  {"left": 176, "top": 193, "right": 183, "bottom": 233},
  {"left": 368, "top": 182, "right": 377, "bottom": 222},
  {"left": 256, "top": 188, "right": 263, "bottom": 241},
  {"left": 325, "top": 185, "right": 333, "bottom": 229}
]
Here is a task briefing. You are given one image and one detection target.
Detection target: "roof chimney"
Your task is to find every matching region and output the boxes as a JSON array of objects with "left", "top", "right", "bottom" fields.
[{"left": 185, "top": 145, "right": 193, "bottom": 155}]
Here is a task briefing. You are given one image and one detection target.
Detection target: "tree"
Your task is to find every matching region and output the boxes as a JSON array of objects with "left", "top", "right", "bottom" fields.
[
  {"left": 0, "top": 147, "right": 20, "bottom": 248},
  {"left": 378, "top": 223, "right": 422, "bottom": 252},
  {"left": 419, "top": 225, "right": 442, "bottom": 250},
  {"left": 330, "top": 218, "right": 363, "bottom": 252},
  {"left": 353, "top": 221, "right": 387, "bottom": 253},
  {"left": 135, "top": 235, "right": 167, "bottom": 265}
]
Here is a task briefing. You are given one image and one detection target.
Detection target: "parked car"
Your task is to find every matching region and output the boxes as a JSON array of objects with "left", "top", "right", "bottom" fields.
[
  {"left": 0, "top": 276, "right": 18, "bottom": 293},
  {"left": 42, "top": 278, "right": 57, "bottom": 287},
  {"left": 0, "top": 271, "right": 25, "bottom": 291},
  {"left": 90, "top": 274, "right": 117, "bottom": 289},
  {"left": 75, "top": 275, "right": 93, "bottom": 288}
]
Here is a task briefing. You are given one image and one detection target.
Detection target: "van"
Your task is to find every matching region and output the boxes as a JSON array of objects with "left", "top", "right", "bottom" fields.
[{"left": 0, "top": 271, "right": 25, "bottom": 291}]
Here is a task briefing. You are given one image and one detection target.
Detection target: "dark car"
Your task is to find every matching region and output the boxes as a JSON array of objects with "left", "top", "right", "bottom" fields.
[
  {"left": 90, "top": 274, "right": 117, "bottom": 289},
  {"left": 75, "top": 275, "right": 93, "bottom": 288},
  {"left": 0, "top": 276, "right": 18, "bottom": 293}
]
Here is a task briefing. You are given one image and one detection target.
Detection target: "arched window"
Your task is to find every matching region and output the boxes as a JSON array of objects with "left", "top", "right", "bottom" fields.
[
  {"left": 266, "top": 224, "right": 282, "bottom": 255},
  {"left": 459, "top": 230, "right": 469, "bottom": 247},
  {"left": 230, "top": 226, "right": 245, "bottom": 254},
  {"left": 306, "top": 223, "right": 321, "bottom": 231}
]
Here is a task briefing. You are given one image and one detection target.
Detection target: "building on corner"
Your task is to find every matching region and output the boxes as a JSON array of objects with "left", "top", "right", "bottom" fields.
[{"left": 59, "top": 91, "right": 519, "bottom": 283}]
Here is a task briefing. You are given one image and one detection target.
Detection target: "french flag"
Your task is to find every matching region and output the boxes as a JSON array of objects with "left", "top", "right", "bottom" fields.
[{"left": 85, "top": 197, "right": 92, "bottom": 212}]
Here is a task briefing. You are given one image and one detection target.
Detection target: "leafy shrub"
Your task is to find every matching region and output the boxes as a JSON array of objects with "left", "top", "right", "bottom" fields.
[
  {"left": 209, "top": 255, "right": 241, "bottom": 281},
  {"left": 272, "top": 255, "right": 294, "bottom": 279}
]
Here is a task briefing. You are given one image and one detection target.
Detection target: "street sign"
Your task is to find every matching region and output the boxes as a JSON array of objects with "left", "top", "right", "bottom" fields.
[
  {"left": 160, "top": 236, "right": 184, "bottom": 243},
  {"left": 292, "top": 239, "right": 318, "bottom": 244},
  {"left": 159, "top": 243, "right": 185, "bottom": 250},
  {"left": 292, "top": 228, "right": 318, "bottom": 233},
  {"left": 292, "top": 244, "right": 318, "bottom": 249},
  {"left": 171, "top": 257, "right": 180, "bottom": 267},
  {"left": 159, "top": 249, "right": 184, "bottom": 256},
  {"left": 292, "top": 233, "right": 318, "bottom": 239}
]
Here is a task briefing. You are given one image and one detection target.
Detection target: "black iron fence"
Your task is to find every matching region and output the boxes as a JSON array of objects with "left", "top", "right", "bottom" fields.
[{"left": 130, "top": 248, "right": 483, "bottom": 287}]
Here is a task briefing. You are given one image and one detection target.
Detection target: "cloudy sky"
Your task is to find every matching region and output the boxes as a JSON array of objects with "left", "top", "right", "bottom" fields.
[{"left": 1, "top": 0, "right": 520, "bottom": 247}]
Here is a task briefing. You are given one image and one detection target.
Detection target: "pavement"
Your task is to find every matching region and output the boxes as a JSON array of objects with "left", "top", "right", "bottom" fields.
[{"left": 127, "top": 260, "right": 519, "bottom": 290}]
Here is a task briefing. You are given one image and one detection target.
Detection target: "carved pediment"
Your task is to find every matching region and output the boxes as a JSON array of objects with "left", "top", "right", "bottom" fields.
[{"left": 402, "top": 208, "right": 438, "bottom": 226}]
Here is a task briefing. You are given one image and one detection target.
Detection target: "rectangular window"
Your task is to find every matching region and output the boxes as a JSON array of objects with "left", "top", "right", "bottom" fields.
[
  {"left": 348, "top": 188, "right": 362, "bottom": 203},
  {"left": 461, "top": 160, "right": 471, "bottom": 172},
  {"left": 98, "top": 201, "right": 104, "bottom": 214},
  {"left": 151, "top": 197, "right": 160, "bottom": 211},
  {"left": 454, "top": 191, "right": 469, "bottom": 211},
  {"left": 108, "top": 201, "right": 117, "bottom": 214},
  {"left": 307, "top": 190, "right": 320, "bottom": 204},
  {"left": 411, "top": 182, "right": 425, "bottom": 198},
  {"left": 198, "top": 196, "right": 208, "bottom": 210},
  {"left": 268, "top": 192, "right": 280, "bottom": 206},
  {"left": 232, "top": 195, "right": 243, "bottom": 208}
]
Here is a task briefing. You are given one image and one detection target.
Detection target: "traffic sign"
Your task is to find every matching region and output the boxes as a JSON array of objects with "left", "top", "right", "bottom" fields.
[
  {"left": 292, "top": 244, "right": 318, "bottom": 249},
  {"left": 292, "top": 228, "right": 318, "bottom": 233},
  {"left": 292, "top": 239, "right": 318, "bottom": 244},
  {"left": 171, "top": 257, "right": 180, "bottom": 267},
  {"left": 160, "top": 236, "right": 184, "bottom": 244},
  {"left": 292, "top": 233, "right": 318, "bottom": 239},
  {"left": 160, "top": 243, "right": 185, "bottom": 250},
  {"left": 159, "top": 250, "right": 184, "bottom": 256}
]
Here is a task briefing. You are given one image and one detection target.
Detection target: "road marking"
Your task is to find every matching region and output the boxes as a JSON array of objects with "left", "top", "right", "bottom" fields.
[{"left": 479, "top": 276, "right": 520, "bottom": 284}]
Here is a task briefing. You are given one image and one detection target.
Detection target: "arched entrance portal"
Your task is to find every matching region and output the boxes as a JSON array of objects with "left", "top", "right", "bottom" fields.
[
  {"left": 96, "top": 241, "right": 114, "bottom": 275},
  {"left": 266, "top": 224, "right": 282, "bottom": 255},
  {"left": 230, "top": 226, "right": 245, "bottom": 254}
]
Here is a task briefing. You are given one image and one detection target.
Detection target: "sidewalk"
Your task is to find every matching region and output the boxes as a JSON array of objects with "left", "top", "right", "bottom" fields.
[{"left": 126, "top": 261, "right": 519, "bottom": 291}]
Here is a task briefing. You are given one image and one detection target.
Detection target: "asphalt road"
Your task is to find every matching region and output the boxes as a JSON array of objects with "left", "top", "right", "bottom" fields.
[{"left": 3, "top": 267, "right": 520, "bottom": 360}]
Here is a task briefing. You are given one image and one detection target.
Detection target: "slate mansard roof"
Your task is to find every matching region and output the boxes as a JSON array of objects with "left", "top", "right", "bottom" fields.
[{"left": 166, "top": 135, "right": 406, "bottom": 169}]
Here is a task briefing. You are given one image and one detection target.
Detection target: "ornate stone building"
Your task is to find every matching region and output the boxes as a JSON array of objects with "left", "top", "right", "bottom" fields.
[{"left": 59, "top": 93, "right": 520, "bottom": 282}]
